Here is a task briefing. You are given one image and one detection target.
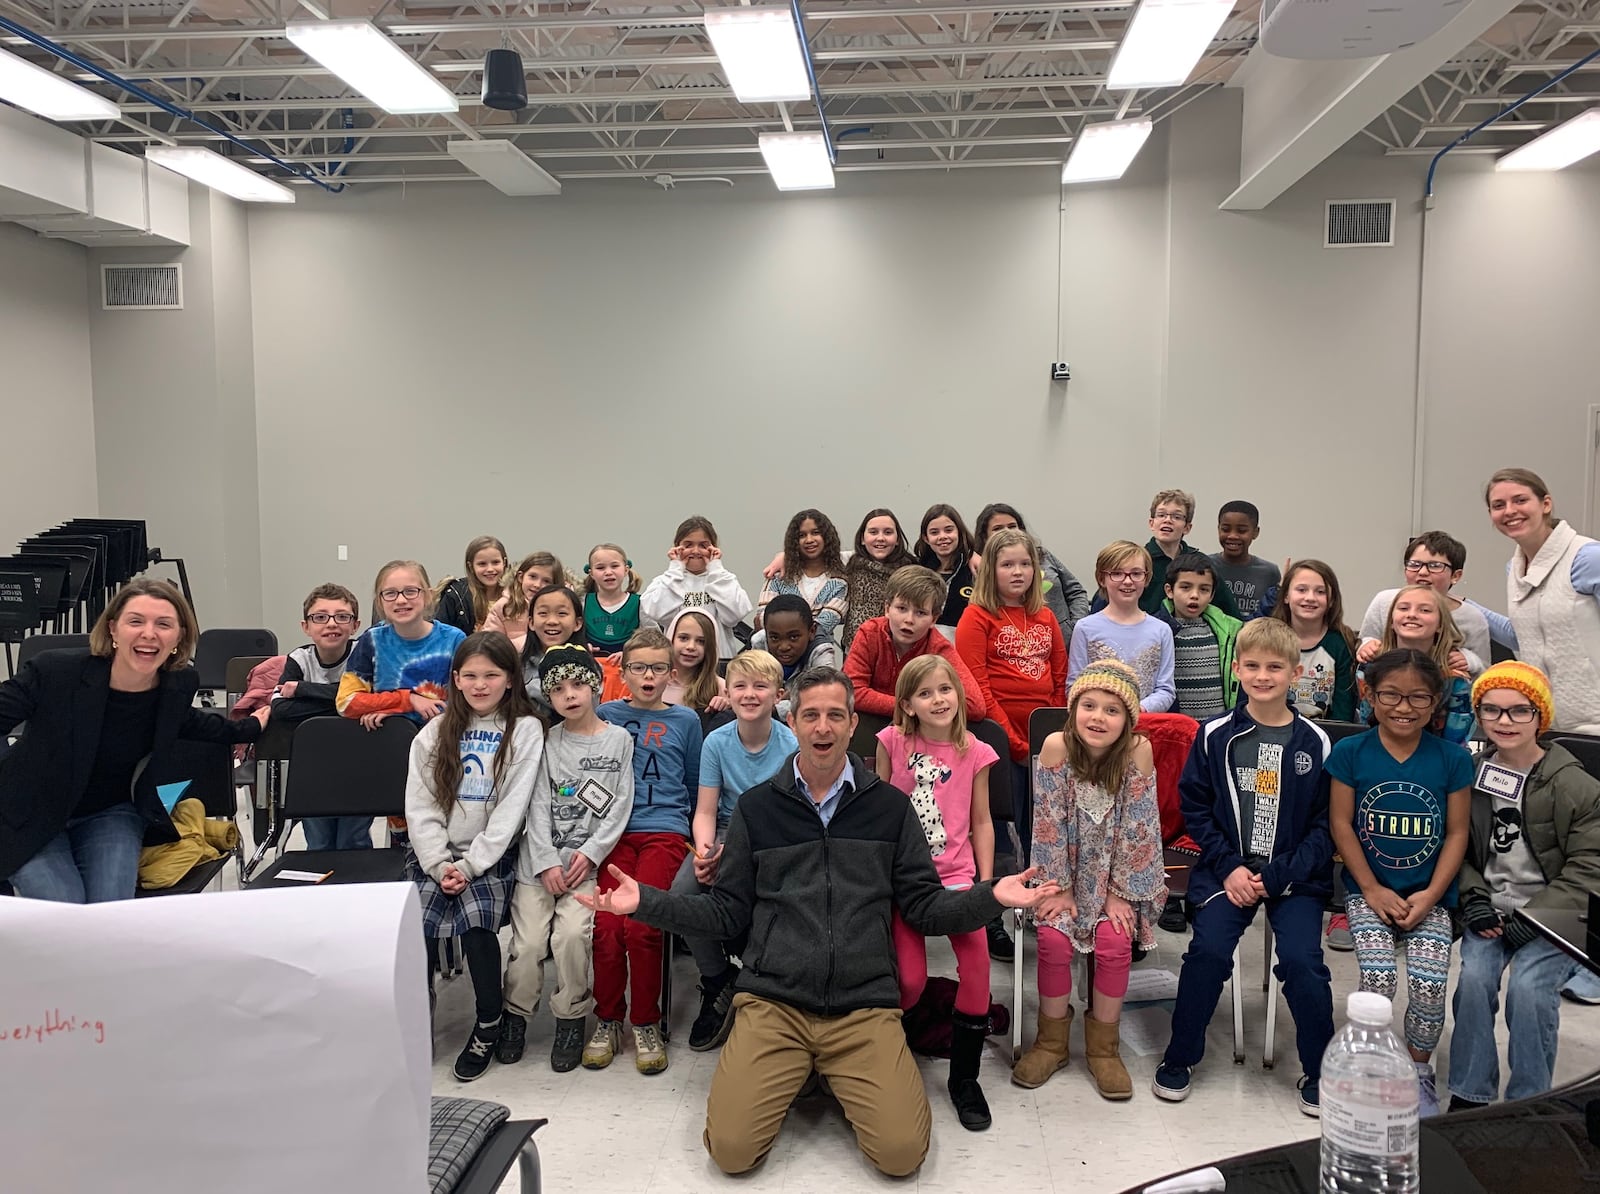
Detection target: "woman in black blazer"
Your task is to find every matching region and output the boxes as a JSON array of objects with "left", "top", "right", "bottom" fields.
[{"left": 0, "top": 578, "right": 266, "bottom": 902}]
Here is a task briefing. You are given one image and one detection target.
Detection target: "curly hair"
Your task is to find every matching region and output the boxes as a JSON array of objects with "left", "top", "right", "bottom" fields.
[{"left": 782, "top": 509, "right": 846, "bottom": 582}]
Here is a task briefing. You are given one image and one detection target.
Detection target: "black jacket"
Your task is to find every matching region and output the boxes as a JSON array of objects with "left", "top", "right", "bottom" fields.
[
  {"left": 635, "top": 753, "right": 1001, "bottom": 1015},
  {"left": 435, "top": 577, "right": 477, "bottom": 636},
  {"left": 0, "top": 651, "right": 260, "bottom": 880}
]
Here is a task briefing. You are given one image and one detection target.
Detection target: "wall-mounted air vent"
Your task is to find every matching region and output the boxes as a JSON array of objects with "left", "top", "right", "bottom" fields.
[
  {"left": 101, "top": 263, "right": 183, "bottom": 310},
  {"left": 1325, "top": 199, "right": 1395, "bottom": 248}
]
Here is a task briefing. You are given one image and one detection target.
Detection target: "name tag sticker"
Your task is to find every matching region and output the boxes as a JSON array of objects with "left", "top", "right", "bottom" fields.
[{"left": 1478, "top": 762, "right": 1525, "bottom": 803}]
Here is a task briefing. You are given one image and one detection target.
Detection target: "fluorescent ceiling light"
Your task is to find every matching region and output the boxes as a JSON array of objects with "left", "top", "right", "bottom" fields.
[
  {"left": 704, "top": 5, "right": 812, "bottom": 103},
  {"left": 1496, "top": 108, "right": 1600, "bottom": 172},
  {"left": 1108, "top": 0, "right": 1234, "bottom": 90},
  {"left": 285, "top": 19, "right": 458, "bottom": 115},
  {"left": 447, "top": 140, "right": 561, "bottom": 195},
  {"left": 1062, "top": 118, "right": 1154, "bottom": 183},
  {"left": 758, "top": 131, "right": 834, "bottom": 190},
  {"left": 146, "top": 146, "right": 295, "bottom": 203},
  {"left": 0, "top": 45, "right": 119, "bottom": 121}
]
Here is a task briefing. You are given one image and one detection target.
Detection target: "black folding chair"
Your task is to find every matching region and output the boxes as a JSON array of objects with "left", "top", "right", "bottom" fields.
[
  {"left": 195, "top": 628, "right": 278, "bottom": 705},
  {"left": 224, "top": 654, "right": 273, "bottom": 712},
  {"left": 1551, "top": 733, "right": 1600, "bottom": 781},
  {"left": 246, "top": 717, "right": 416, "bottom": 889},
  {"left": 136, "top": 738, "right": 243, "bottom": 897},
  {"left": 16, "top": 633, "right": 90, "bottom": 666}
]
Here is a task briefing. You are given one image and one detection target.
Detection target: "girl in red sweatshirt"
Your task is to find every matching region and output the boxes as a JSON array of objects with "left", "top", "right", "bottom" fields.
[{"left": 956, "top": 527, "right": 1067, "bottom": 864}]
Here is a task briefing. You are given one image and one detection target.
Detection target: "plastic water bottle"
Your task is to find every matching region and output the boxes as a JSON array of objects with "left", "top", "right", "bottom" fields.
[{"left": 1319, "top": 992, "right": 1420, "bottom": 1193}]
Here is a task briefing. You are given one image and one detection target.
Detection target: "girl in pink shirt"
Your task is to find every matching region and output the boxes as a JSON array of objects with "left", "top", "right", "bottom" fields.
[{"left": 875, "top": 654, "right": 999, "bottom": 1133}]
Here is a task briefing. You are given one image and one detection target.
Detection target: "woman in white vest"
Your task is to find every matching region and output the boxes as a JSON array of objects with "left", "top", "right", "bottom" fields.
[{"left": 1481, "top": 467, "right": 1600, "bottom": 735}]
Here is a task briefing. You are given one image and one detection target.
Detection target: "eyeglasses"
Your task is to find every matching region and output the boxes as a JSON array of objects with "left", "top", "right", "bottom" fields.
[
  {"left": 1152, "top": 509, "right": 1188, "bottom": 522},
  {"left": 1404, "top": 560, "right": 1452, "bottom": 575},
  {"left": 625, "top": 662, "right": 671, "bottom": 676},
  {"left": 1107, "top": 570, "right": 1148, "bottom": 583},
  {"left": 1373, "top": 690, "right": 1437, "bottom": 710},
  {"left": 307, "top": 612, "right": 356, "bottom": 626},
  {"left": 379, "top": 587, "right": 423, "bottom": 602},
  {"left": 1477, "top": 703, "right": 1538, "bottom": 724}
]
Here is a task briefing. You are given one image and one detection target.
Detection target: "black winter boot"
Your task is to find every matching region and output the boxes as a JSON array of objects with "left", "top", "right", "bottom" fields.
[{"left": 947, "top": 1011, "right": 993, "bottom": 1131}]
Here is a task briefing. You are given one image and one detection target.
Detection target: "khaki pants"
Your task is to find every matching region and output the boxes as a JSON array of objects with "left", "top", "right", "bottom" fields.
[
  {"left": 502, "top": 878, "right": 596, "bottom": 1021},
  {"left": 703, "top": 994, "right": 931, "bottom": 1177}
]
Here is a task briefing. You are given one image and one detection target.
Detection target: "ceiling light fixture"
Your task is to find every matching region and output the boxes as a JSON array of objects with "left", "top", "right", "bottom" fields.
[
  {"left": 0, "top": 44, "right": 119, "bottom": 120},
  {"left": 758, "top": 131, "right": 834, "bottom": 190},
  {"left": 146, "top": 146, "right": 295, "bottom": 203},
  {"left": 704, "top": 5, "right": 812, "bottom": 103},
  {"left": 1061, "top": 118, "right": 1154, "bottom": 183},
  {"left": 447, "top": 139, "right": 560, "bottom": 195},
  {"left": 285, "top": 19, "right": 458, "bottom": 115},
  {"left": 1496, "top": 108, "right": 1600, "bottom": 172},
  {"left": 1108, "top": 0, "right": 1234, "bottom": 90}
]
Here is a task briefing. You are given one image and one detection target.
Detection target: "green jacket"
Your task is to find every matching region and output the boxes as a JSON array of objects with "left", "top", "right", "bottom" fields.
[
  {"left": 1459, "top": 742, "right": 1600, "bottom": 918},
  {"left": 1162, "top": 599, "right": 1243, "bottom": 711}
]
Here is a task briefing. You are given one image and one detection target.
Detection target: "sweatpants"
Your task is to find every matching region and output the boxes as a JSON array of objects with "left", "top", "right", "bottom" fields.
[
  {"left": 594, "top": 831, "right": 689, "bottom": 1026},
  {"left": 703, "top": 994, "right": 930, "bottom": 1177},
  {"left": 502, "top": 878, "right": 596, "bottom": 1021},
  {"left": 891, "top": 909, "right": 990, "bottom": 1016},
  {"left": 1036, "top": 920, "right": 1134, "bottom": 999}
]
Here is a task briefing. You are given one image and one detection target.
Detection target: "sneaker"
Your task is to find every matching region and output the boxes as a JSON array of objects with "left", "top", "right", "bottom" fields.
[
  {"left": 453, "top": 1018, "right": 501, "bottom": 1083},
  {"left": 581, "top": 1018, "right": 623, "bottom": 1070},
  {"left": 1158, "top": 895, "right": 1188, "bottom": 934},
  {"left": 986, "top": 916, "right": 1015, "bottom": 961},
  {"left": 1415, "top": 1063, "right": 1440, "bottom": 1118},
  {"left": 496, "top": 1012, "right": 527, "bottom": 1065},
  {"left": 1152, "top": 1062, "right": 1191, "bottom": 1102},
  {"left": 550, "top": 1017, "right": 585, "bottom": 1073},
  {"left": 1561, "top": 970, "right": 1600, "bottom": 1004},
  {"left": 634, "top": 1022, "right": 668, "bottom": 1075},
  {"left": 1297, "top": 1076, "right": 1321, "bottom": 1118},
  {"left": 1326, "top": 913, "right": 1354, "bottom": 952},
  {"left": 689, "top": 972, "right": 738, "bottom": 1052}
]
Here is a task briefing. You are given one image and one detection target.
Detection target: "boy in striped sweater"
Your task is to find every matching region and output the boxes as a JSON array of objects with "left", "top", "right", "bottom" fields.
[{"left": 1163, "top": 553, "right": 1242, "bottom": 722}]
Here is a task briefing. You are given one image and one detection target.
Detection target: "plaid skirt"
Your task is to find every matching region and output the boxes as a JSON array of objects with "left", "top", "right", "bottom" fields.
[{"left": 406, "top": 849, "right": 515, "bottom": 938}]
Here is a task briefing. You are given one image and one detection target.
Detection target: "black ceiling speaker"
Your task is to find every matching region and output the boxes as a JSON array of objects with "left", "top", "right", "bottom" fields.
[{"left": 482, "top": 47, "right": 527, "bottom": 111}]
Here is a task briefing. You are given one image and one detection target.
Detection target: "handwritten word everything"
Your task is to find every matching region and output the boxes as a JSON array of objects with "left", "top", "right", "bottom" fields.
[{"left": 1, "top": 1008, "right": 107, "bottom": 1046}]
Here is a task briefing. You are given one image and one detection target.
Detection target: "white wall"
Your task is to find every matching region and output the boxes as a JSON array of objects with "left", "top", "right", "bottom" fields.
[{"left": 0, "top": 223, "right": 98, "bottom": 552}]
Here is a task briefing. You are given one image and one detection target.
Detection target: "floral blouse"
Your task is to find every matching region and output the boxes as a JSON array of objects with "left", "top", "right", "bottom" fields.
[{"left": 1031, "top": 760, "right": 1167, "bottom": 952}]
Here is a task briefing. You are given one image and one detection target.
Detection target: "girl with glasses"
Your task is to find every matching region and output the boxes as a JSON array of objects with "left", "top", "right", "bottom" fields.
[{"left": 337, "top": 559, "right": 466, "bottom": 732}]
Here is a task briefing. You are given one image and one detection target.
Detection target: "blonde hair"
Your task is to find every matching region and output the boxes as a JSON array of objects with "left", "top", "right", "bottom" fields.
[
  {"left": 1235, "top": 616, "right": 1299, "bottom": 664},
  {"left": 1062, "top": 691, "right": 1143, "bottom": 793},
  {"left": 970, "top": 528, "right": 1043, "bottom": 615},
  {"left": 725, "top": 648, "right": 783, "bottom": 688},
  {"left": 669, "top": 611, "right": 722, "bottom": 711},
  {"left": 891, "top": 655, "right": 970, "bottom": 752},
  {"left": 373, "top": 560, "right": 433, "bottom": 622},
  {"left": 89, "top": 578, "right": 199, "bottom": 670},
  {"left": 1094, "top": 540, "right": 1153, "bottom": 587},
  {"left": 1380, "top": 584, "right": 1464, "bottom": 674},
  {"left": 1149, "top": 489, "right": 1195, "bottom": 521},
  {"left": 584, "top": 543, "right": 641, "bottom": 596},
  {"left": 504, "top": 551, "right": 566, "bottom": 622}
]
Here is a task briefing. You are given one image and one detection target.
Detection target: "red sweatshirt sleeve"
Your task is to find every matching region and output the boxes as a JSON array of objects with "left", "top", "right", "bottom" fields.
[
  {"left": 1047, "top": 615, "right": 1068, "bottom": 704},
  {"left": 957, "top": 608, "right": 1024, "bottom": 760},
  {"left": 933, "top": 633, "right": 987, "bottom": 722},
  {"left": 844, "top": 625, "right": 897, "bottom": 718}
]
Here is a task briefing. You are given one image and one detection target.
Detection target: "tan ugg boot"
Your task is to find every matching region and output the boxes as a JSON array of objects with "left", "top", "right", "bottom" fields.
[
  {"left": 1011, "top": 1007, "right": 1073, "bottom": 1089},
  {"left": 1084, "top": 1014, "right": 1133, "bottom": 1101}
]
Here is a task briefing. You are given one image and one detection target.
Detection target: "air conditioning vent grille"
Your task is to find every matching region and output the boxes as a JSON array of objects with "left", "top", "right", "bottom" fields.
[
  {"left": 1326, "top": 199, "right": 1394, "bottom": 247},
  {"left": 102, "top": 263, "right": 183, "bottom": 309}
]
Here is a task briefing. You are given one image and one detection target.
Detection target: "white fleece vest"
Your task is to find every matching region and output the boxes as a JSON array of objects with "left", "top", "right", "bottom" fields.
[{"left": 1508, "top": 520, "right": 1600, "bottom": 734}]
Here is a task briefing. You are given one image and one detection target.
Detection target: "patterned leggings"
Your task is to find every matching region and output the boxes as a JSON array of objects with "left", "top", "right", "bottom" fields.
[{"left": 1345, "top": 894, "right": 1453, "bottom": 1054}]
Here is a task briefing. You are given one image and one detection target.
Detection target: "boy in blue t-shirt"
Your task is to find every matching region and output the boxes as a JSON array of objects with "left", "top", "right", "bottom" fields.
[
  {"left": 588, "top": 629, "right": 703, "bottom": 1075},
  {"left": 672, "top": 649, "right": 798, "bottom": 1052}
]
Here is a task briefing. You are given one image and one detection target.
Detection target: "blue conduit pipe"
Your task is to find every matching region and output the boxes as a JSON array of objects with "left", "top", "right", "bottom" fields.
[
  {"left": 835, "top": 125, "right": 872, "bottom": 140},
  {"left": 1425, "top": 43, "right": 1600, "bottom": 199},
  {"left": 789, "top": 0, "right": 835, "bottom": 164},
  {"left": 0, "top": 13, "right": 345, "bottom": 193}
]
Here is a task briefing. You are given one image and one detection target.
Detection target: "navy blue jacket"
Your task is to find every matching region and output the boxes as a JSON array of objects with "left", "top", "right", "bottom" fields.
[{"left": 1179, "top": 704, "right": 1335, "bottom": 906}]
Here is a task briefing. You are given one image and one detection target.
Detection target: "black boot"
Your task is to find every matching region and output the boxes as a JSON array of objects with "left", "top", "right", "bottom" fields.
[
  {"left": 948, "top": 1011, "right": 993, "bottom": 1131},
  {"left": 985, "top": 915, "right": 1015, "bottom": 961}
]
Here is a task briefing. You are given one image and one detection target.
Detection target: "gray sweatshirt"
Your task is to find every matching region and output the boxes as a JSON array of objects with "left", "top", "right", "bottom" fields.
[
  {"left": 517, "top": 720, "right": 635, "bottom": 883},
  {"left": 404, "top": 713, "right": 543, "bottom": 882}
]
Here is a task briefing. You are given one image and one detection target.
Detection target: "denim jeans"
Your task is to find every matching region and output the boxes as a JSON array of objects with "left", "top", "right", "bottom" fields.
[
  {"left": 1448, "top": 930, "right": 1578, "bottom": 1104},
  {"left": 301, "top": 817, "right": 374, "bottom": 851},
  {"left": 1163, "top": 892, "right": 1335, "bottom": 1078},
  {"left": 10, "top": 803, "right": 146, "bottom": 903}
]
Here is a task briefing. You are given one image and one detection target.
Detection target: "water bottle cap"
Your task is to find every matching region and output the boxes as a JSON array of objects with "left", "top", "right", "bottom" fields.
[{"left": 1347, "top": 991, "right": 1394, "bottom": 1026}]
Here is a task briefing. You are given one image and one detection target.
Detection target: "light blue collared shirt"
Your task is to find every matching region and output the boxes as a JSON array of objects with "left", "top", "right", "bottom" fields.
[{"left": 793, "top": 759, "right": 855, "bottom": 828}]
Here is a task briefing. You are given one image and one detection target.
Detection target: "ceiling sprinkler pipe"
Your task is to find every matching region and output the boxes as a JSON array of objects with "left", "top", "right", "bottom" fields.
[{"left": 0, "top": 13, "right": 345, "bottom": 193}]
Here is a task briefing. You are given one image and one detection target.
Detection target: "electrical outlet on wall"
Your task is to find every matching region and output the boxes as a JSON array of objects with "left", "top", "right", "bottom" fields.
[{"left": 338, "top": 545, "right": 348, "bottom": 561}]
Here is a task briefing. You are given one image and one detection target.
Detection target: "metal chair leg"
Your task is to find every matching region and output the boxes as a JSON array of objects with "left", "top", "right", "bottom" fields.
[
  {"left": 660, "top": 933, "right": 674, "bottom": 1040},
  {"left": 1012, "top": 908, "right": 1025, "bottom": 1061},
  {"left": 1231, "top": 943, "right": 1245, "bottom": 1065},
  {"left": 1263, "top": 922, "right": 1279, "bottom": 1069},
  {"left": 517, "top": 1137, "right": 543, "bottom": 1194}
]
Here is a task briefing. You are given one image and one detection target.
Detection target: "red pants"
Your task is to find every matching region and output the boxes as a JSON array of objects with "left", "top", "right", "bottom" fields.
[
  {"left": 891, "top": 909, "right": 991, "bottom": 1017},
  {"left": 595, "top": 831, "right": 690, "bottom": 1025},
  {"left": 1037, "top": 921, "right": 1134, "bottom": 999}
]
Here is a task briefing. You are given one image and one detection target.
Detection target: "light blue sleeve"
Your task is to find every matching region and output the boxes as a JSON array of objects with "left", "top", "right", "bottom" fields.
[
  {"left": 1142, "top": 623, "right": 1176, "bottom": 713},
  {"left": 1067, "top": 621, "right": 1088, "bottom": 685},
  {"left": 699, "top": 731, "right": 725, "bottom": 790},
  {"left": 1464, "top": 598, "right": 1518, "bottom": 653},
  {"left": 1571, "top": 543, "right": 1600, "bottom": 598}
]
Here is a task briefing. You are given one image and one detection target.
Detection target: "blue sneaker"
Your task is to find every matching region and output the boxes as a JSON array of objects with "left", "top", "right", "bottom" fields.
[
  {"left": 1298, "top": 1076, "right": 1320, "bottom": 1118},
  {"left": 1152, "top": 1062, "right": 1192, "bottom": 1102}
]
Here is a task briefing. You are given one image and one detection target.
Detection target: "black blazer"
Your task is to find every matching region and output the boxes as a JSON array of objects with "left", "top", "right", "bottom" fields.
[{"left": 0, "top": 650, "right": 261, "bottom": 881}]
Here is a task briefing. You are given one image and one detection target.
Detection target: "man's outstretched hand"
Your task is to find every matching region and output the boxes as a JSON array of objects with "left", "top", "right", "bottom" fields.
[
  {"left": 993, "top": 867, "right": 1061, "bottom": 909},
  {"left": 574, "top": 864, "right": 641, "bottom": 915}
]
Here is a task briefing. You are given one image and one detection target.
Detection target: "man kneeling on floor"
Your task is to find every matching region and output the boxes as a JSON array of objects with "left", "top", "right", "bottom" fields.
[{"left": 579, "top": 665, "right": 1053, "bottom": 1176}]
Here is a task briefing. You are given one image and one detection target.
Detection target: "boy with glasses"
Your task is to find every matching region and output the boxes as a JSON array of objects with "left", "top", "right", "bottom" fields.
[
  {"left": 1142, "top": 489, "right": 1240, "bottom": 618},
  {"left": 1357, "top": 532, "right": 1490, "bottom": 670},
  {"left": 589, "top": 628, "right": 703, "bottom": 1075}
]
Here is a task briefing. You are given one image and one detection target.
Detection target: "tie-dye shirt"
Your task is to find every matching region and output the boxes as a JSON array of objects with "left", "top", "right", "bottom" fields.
[{"left": 336, "top": 621, "right": 466, "bottom": 724}]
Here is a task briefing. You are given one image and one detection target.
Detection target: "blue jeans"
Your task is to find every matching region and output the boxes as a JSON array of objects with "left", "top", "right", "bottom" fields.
[
  {"left": 301, "top": 817, "right": 374, "bottom": 851},
  {"left": 10, "top": 803, "right": 146, "bottom": 903},
  {"left": 1012, "top": 760, "right": 1032, "bottom": 867},
  {"left": 1163, "top": 892, "right": 1335, "bottom": 1078},
  {"left": 1448, "top": 930, "right": 1578, "bottom": 1104}
]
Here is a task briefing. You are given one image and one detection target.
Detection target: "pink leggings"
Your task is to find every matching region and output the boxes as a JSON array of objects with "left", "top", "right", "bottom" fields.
[
  {"left": 891, "top": 909, "right": 991, "bottom": 1017},
  {"left": 1037, "top": 921, "right": 1134, "bottom": 1000}
]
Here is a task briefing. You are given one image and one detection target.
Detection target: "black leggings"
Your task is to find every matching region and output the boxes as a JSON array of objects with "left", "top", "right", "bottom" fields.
[{"left": 427, "top": 928, "right": 503, "bottom": 1024}]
